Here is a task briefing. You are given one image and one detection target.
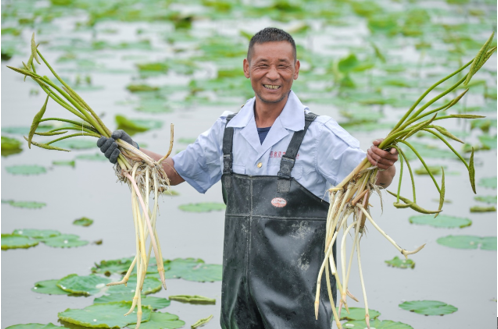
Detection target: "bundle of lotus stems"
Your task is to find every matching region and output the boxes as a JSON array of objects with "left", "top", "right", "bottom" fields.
[
  {"left": 315, "top": 33, "right": 495, "bottom": 329},
  {"left": 8, "top": 34, "right": 174, "bottom": 328}
]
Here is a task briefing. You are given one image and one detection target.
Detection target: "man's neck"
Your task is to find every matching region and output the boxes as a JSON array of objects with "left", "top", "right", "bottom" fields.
[{"left": 253, "top": 94, "right": 289, "bottom": 128}]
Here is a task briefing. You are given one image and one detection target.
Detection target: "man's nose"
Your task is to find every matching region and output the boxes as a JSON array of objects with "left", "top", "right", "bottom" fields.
[{"left": 266, "top": 65, "right": 279, "bottom": 80}]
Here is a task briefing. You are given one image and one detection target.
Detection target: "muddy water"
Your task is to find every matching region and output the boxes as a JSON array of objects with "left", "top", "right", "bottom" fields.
[{"left": 2, "top": 10, "right": 497, "bottom": 329}]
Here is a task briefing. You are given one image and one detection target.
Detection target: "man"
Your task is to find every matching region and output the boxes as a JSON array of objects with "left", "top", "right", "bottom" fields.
[{"left": 98, "top": 27, "right": 398, "bottom": 329}]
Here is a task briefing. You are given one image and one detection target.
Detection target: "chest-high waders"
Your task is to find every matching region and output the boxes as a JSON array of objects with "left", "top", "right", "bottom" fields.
[{"left": 220, "top": 113, "right": 336, "bottom": 329}]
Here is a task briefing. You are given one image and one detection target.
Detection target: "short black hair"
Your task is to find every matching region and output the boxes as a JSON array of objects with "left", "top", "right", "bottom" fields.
[{"left": 247, "top": 27, "right": 296, "bottom": 63}]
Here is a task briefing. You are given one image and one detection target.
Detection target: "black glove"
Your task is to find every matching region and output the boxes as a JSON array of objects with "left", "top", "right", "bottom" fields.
[{"left": 97, "top": 130, "right": 138, "bottom": 164}]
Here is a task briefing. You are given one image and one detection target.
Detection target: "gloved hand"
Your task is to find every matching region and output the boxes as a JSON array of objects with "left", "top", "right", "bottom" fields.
[{"left": 97, "top": 130, "right": 139, "bottom": 164}]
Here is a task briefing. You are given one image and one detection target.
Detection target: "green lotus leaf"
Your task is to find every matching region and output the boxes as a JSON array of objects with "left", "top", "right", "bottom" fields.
[
  {"left": 57, "top": 274, "right": 111, "bottom": 296},
  {"left": 52, "top": 160, "right": 76, "bottom": 167},
  {"left": 115, "top": 115, "right": 163, "bottom": 135},
  {"left": 132, "top": 311, "right": 185, "bottom": 329},
  {"left": 91, "top": 257, "right": 135, "bottom": 275},
  {"left": 399, "top": 300, "right": 458, "bottom": 316},
  {"left": 6, "top": 165, "right": 47, "bottom": 175},
  {"left": 178, "top": 202, "right": 226, "bottom": 212},
  {"left": 408, "top": 215, "right": 472, "bottom": 228},
  {"left": 164, "top": 258, "right": 204, "bottom": 279},
  {"left": 385, "top": 256, "right": 415, "bottom": 269},
  {"left": 478, "top": 177, "right": 497, "bottom": 189},
  {"left": 135, "top": 98, "right": 172, "bottom": 114},
  {"left": 5, "top": 323, "right": 61, "bottom": 329},
  {"left": 2, "top": 125, "right": 54, "bottom": 135},
  {"left": 73, "top": 217, "right": 94, "bottom": 227},
  {"left": 126, "top": 84, "right": 160, "bottom": 93},
  {"left": 58, "top": 301, "right": 152, "bottom": 328},
  {"left": 12, "top": 229, "right": 60, "bottom": 239},
  {"left": 343, "top": 319, "right": 413, "bottom": 328},
  {"left": 1, "top": 234, "right": 38, "bottom": 250},
  {"left": 94, "top": 294, "right": 171, "bottom": 310},
  {"left": 75, "top": 153, "right": 108, "bottom": 161},
  {"left": 107, "top": 275, "right": 162, "bottom": 295},
  {"left": 474, "top": 195, "right": 497, "bottom": 203},
  {"left": 478, "top": 134, "right": 497, "bottom": 149},
  {"left": 470, "top": 206, "right": 496, "bottom": 212},
  {"left": 53, "top": 139, "right": 97, "bottom": 150},
  {"left": 470, "top": 119, "right": 496, "bottom": 133},
  {"left": 136, "top": 62, "right": 169, "bottom": 72},
  {"left": 40, "top": 234, "right": 89, "bottom": 248},
  {"left": 32, "top": 279, "right": 70, "bottom": 295},
  {"left": 401, "top": 141, "right": 455, "bottom": 160},
  {"left": 168, "top": 295, "right": 215, "bottom": 305},
  {"left": 414, "top": 165, "right": 446, "bottom": 175},
  {"left": 437, "top": 235, "right": 497, "bottom": 250},
  {"left": 2, "top": 136, "right": 22, "bottom": 149},
  {"left": 180, "top": 264, "right": 222, "bottom": 282},
  {"left": 2, "top": 200, "right": 46, "bottom": 209},
  {"left": 336, "top": 307, "right": 380, "bottom": 321}
]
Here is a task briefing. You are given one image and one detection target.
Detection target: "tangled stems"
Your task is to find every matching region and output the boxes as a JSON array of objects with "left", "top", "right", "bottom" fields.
[{"left": 316, "top": 34, "right": 495, "bottom": 328}]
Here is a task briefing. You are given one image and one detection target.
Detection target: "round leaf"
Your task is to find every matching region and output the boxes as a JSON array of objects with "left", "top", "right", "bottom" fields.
[
  {"left": 6, "top": 165, "right": 46, "bottom": 175},
  {"left": 478, "top": 177, "right": 497, "bottom": 189},
  {"left": 343, "top": 319, "right": 413, "bottom": 328},
  {"left": 73, "top": 217, "right": 94, "bottom": 227},
  {"left": 6, "top": 324, "right": 61, "bottom": 329},
  {"left": 75, "top": 153, "right": 108, "bottom": 161},
  {"left": 399, "top": 300, "right": 458, "bottom": 316},
  {"left": 57, "top": 274, "right": 111, "bottom": 296},
  {"left": 32, "top": 279, "right": 70, "bottom": 295},
  {"left": 178, "top": 202, "right": 226, "bottom": 212},
  {"left": 180, "top": 264, "right": 222, "bottom": 282},
  {"left": 94, "top": 294, "right": 171, "bottom": 310},
  {"left": 40, "top": 234, "right": 88, "bottom": 248},
  {"left": 58, "top": 302, "right": 152, "bottom": 328},
  {"left": 1, "top": 136, "right": 22, "bottom": 150},
  {"left": 164, "top": 258, "right": 204, "bottom": 279},
  {"left": 474, "top": 195, "right": 497, "bottom": 204},
  {"left": 53, "top": 139, "right": 96, "bottom": 150},
  {"left": 12, "top": 229, "right": 60, "bottom": 239},
  {"left": 92, "top": 257, "right": 135, "bottom": 275},
  {"left": 107, "top": 275, "right": 162, "bottom": 295},
  {"left": 336, "top": 307, "right": 380, "bottom": 321},
  {"left": 385, "top": 256, "right": 415, "bottom": 269},
  {"left": 480, "top": 237, "right": 497, "bottom": 250},
  {"left": 1, "top": 234, "right": 38, "bottom": 250},
  {"left": 437, "top": 235, "right": 497, "bottom": 250},
  {"left": 135, "top": 311, "right": 185, "bottom": 329},
  {"left": 409, "top": 214, "right": 472, "bottom": 228}
]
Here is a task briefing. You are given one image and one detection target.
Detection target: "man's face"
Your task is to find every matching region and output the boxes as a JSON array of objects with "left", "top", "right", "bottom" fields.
[{"left": 243, "top": 41, "right": 300, "bottom": 106}]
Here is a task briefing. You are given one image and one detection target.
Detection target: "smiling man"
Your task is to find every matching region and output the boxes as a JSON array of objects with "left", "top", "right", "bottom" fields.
[{"left": 98, "top": 27, "right": 398, "bottom": 329}]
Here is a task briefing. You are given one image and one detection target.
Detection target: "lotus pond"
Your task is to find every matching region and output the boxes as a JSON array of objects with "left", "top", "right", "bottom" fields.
[{"left": 1, "top": 0, "right": 496, "bottom": 328}]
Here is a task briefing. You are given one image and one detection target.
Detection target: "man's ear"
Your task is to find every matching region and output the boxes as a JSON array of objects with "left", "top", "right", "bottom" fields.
[
  {"left": 293, "top": 59, "right": 300, "bottom": 80},
  {"left": 243, "top": 58, "right": 250, "bottom": 78}
]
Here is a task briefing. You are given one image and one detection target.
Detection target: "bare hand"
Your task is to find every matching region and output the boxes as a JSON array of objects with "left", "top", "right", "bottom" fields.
[{"left": 367, "top": 139, "right": 398, "bottom": 170}]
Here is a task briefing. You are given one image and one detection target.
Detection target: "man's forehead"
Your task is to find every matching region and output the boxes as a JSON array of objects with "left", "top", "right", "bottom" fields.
[{"left": 251, "top": 41, "right": 295, "bottom": 61}]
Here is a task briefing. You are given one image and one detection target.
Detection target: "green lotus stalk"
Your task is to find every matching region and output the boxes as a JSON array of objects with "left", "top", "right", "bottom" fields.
[
  {"left": 191, "top": 315, "right": 214, "bottom": 329},
  {"left": 9, "top": 35, "right": 176, "bottom": 329},
  {"left": 315, "top": 33, "right": 495, "bottom": 327}
]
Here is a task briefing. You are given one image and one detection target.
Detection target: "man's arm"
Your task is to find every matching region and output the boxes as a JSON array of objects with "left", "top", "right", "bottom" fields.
[
  {"left": 140, "top": 149, "right": 185, "bottom": 186},
  {"left": 366, "top": 139, "right": 398, "bottom": 188}
]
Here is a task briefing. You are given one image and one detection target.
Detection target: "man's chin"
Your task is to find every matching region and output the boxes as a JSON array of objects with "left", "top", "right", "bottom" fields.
[{"left": 256, "top": 92, "right": 287, "bottom": 104}]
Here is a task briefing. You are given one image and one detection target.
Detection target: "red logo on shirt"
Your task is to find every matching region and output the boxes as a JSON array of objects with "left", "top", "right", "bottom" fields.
[
  {"left": 270, "top": 151, "right": 300, "bottom": 159},
  {"left": 271, "top": 197, "right": 287, "bottom": 208}
]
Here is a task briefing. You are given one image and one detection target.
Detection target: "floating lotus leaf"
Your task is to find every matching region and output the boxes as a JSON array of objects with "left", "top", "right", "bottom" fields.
[
  {"left": 385, "top": 256, "right": 415, "bottom": 269},
  {"left": 178, "top": 202, "right": 226, "bottom": 212},
  {"left": 107, "top": 275, "right": 162, "bottom": 295},
  {"left": 470, "top": 119, "right": 496, "bottom": 133},
  {"left": 180, "top": 264, "right": 222, "bottom": 282},
  {"left": 2, "top": 125, "right": 54, "bottom": 135},
  {"left": 57, "top": 274, "right": 111, "bottom": 296},
  {"left": 126, "top": 84, "right": 160, "bottom": 93},
  {"left": 408, "top": 215, "right": 472, "bottom": 228},
  {"left": 2, "top": 200, "right": 46, "bottom": 209},
  {"left": 40, "top": 234, "right": 89, "bottom": 248},
  {"left": 470, "top": 205, "right": 496, "bottom": 212},
  {"left": 5, "top": 323, "right": 61, "bottom": 329},
  {"left": 414, "top": 165, "right": 446, "bottom": 176},
  {"left": 478, "top": 177, "right": 497, "bottom": 189},
  {"left": 12, "top": 229, "right": 60, "bottom": 239},
  {"left": 343, "top": 319, "right": 413, "bottom": 328},
  {"left": 1, "top": 234, "right": 38, "bottom": 250},
  {"left": 135, "top": 98, "right": 172, "bottom": 114},
  {"left": 94, "top": 293, "right": 171, "bottom": 310},
  {"left": 478, "top": 135, "right": 497, "bottom": 149},
  {"left": 91, "top": 257, "right": 135, "bottom": 275},
  {"left": 75, "top": 153, "right": 108, "bottom": 161},
  {"left": 437, "top": 235, "right": 497, "bottom": 250},
  {"left": 73, "top": 217, "right": 94, "bottom": 227},
  {"left": 115, "top": 115, "right": 163, "bottom": 135},
  {"left": 399, "top": 300, "right": 458, "bottom": 316},
  {"left": 164, "top": 258, "right": 203, "bottom": 279},
  {"left": 401, "top": 141, "right": 455, "bottom": 160},
  {"left": 58, "top": 302, "right": 152, "bottom": 328},
  {"left": 6, "top": 165, "right": 47, "bottom": 175},
  {"left": 474, "top": 195, "right": 497, "bottom": 203},
  {"left": 134, "top": 311, "right": 185, "bottom": 329},
  {"left": 53, "top": 139, "right": 96, "bottom": 150},
  {"left": 168, "top": 295, "right": 215, "bottom": 305},
  {"left": 336, "top": 307, "right": 380, "bottom": 321},
  {"left": 32, "top": 279, "right": 70, "bottom": 295},
  {"left": 52, "top": 160, "right": 76, "bottom": 167}
]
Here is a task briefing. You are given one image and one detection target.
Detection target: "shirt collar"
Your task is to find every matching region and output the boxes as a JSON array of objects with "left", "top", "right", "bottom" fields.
[{"left": 227, "top": 90, "right": 308, "bottom": 132}]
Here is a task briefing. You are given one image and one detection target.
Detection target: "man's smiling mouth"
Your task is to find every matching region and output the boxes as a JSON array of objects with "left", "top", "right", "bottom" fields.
[{"left": 263, "top": 84, "right": 281, "bottom": 90}]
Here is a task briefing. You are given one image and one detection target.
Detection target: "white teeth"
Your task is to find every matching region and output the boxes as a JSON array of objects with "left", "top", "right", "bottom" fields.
[{"left": 264, "top": 84, "right": 280, "bottom": 89}]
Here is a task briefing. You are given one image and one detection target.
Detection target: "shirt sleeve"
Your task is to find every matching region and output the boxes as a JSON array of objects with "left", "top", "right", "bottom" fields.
[
  {"left": 315, "top": 118, "right": 366, "bottom": 187},
  {"left": 172, "top": 111, "right": 232, "bottom": 193}
]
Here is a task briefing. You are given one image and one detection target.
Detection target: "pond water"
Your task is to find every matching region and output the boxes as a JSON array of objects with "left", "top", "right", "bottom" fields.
[{"left": 2, "top": 0, "right": 497, "bottom": 328}]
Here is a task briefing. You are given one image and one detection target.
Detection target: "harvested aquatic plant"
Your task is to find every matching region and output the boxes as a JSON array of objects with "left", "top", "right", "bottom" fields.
[
  {"left": 8, "top": 34, "right": 174, "bottom": 329},
  {"left": 316, "top": 33, "right": 496, "bottom": 329}
]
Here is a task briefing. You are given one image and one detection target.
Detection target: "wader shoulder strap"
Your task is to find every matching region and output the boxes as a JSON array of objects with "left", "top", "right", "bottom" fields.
[
  {"left": 277, "top": 112, "right": 318, "bottom": 192},
  {"left": 222, "top": 113, "right": 237, "bottom": 175}
]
